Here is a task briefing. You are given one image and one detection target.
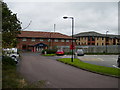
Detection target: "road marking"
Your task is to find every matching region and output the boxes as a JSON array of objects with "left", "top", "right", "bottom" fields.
[
  {"left": 112, "top": 65, "right": 120, "bottom": 69},
  {"left": 98, "top": 58, "right": 104, "bottom": 61}
]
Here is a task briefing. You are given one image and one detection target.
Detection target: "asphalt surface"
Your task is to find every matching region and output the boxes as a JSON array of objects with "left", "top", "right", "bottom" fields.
[
  {"left": 18, "top": 52, "right": 119, "bottom": 88},
  {"left": 78, "top": 55, "right": 118, "bottom": 68},
  {"left": 53, "top": 55, "right": 119, "bottom": 68}
]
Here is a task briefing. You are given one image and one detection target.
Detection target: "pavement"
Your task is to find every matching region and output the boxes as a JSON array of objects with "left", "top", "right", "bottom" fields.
[{"left": 18, "top": 52, "right": 119, "bottom": 88}]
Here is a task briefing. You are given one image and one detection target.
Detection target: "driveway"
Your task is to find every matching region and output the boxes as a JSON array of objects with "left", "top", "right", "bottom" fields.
[{"left": 18, "top": 52, "right": 119, "bottom": 88}]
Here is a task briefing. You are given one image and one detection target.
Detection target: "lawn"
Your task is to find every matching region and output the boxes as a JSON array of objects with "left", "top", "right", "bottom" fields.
[
  {"left": 57, "top": 58, "right": 120, "bottom": 77},
  {"left": 42, "top": 54, "right": 56, "bottom": 56}
]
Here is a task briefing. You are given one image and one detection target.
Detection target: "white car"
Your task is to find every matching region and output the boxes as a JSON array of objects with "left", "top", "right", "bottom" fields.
[{"left": 76, "top": 49, "right": 84, "bottom": 56}]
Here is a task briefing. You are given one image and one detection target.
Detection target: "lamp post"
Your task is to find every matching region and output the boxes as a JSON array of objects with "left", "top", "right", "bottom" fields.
[
  {"left": 106, "top": 31, "right": 109, "bottom": 53},
  {"left": 63, "top": 16, "right": 74, "bottom": 62}
]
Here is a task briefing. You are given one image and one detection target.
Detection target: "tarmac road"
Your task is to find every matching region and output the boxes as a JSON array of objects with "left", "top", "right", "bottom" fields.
[{"left": 18, "top": 52, "right": 119, "bottom": 88}]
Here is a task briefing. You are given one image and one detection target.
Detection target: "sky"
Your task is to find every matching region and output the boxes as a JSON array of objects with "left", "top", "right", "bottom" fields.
[{"left": 3, "top": 0, "right": 119, "bottom": 35}]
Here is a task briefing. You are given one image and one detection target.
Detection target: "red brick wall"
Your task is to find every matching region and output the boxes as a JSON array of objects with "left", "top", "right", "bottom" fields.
[{"left": 17, "top": 38, "right": 76, "bottom": 50}]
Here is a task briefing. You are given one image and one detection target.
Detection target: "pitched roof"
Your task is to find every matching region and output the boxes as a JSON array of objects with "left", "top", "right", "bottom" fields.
[
  {"left": 17, "top": 31, "right": 74, "bottom": 39},
  {"left": 74, "top": 31, "right": 120, "bottom": 38},
  {"left": 74, "top": 31, "right": 104, "bottom": 37}
]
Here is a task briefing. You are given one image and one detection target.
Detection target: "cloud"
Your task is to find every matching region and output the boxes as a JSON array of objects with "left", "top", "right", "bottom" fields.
[{"left": 4, "top": 1, "right": 118, "bottom": 35}]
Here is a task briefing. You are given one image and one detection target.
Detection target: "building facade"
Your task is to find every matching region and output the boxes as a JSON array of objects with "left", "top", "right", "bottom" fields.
[
  {"left": 17, "top": 31, "right": 76, "bottom": 52},
  {"left": 74, "top": 31, "right": 120, "bottom": 46}
]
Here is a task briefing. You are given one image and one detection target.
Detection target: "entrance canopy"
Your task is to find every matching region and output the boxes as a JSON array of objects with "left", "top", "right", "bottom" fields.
[{"left": 34, "top": 43, "right": 48, "bottom": 47}]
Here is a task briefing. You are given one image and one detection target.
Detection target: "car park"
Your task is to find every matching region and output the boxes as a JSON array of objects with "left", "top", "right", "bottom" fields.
[
  {"left": 76, "top": 49, "right": 84, "bottom": 56},
  {"left": 117, "top": 55, "right": 120, "bottom": 68},
  {"left": 56, "top": 49, "right": 64, "bottom": 56}
]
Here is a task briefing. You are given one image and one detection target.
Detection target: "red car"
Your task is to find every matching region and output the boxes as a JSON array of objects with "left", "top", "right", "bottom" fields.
[{"left": 56, "top": 50, "right": 64, "bottom": 56}]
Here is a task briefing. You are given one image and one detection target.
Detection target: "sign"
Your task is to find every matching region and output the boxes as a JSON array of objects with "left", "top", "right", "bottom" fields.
[{"left": 70, "top": 45, "right": 75, "bottom": 50}]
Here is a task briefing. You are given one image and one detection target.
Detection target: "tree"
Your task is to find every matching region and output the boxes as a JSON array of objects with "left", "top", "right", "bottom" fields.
[{"left": 2, "top": 1, "right": 21, "bottom": 48}]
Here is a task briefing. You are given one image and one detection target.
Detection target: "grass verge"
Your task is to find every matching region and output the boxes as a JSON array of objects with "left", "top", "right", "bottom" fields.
[
  {"left": 57, "top": 58, "right": 120, "bottom": 77},
  {"left": 2, "top": 56, "right": 45, "bottom": 88},
  {"left": 42, "top": 54, "right": 56, "bottom": 56}
]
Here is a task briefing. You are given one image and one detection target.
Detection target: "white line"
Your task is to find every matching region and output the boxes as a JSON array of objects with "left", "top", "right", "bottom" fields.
[
  {"left": 112, "top": 65, "right": 120, "bottom": 69},
  {"left": 98, "top": 58, "right": 104, "bottom": 61}
]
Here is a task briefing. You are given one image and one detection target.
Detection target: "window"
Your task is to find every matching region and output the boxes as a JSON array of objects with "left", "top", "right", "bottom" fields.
[
  {"left": 66, "top": 40, "right": 69, "bottom": 42},
  {"left": 102, "top": 37, "right": 104, "bottom": 40},
  {"left": 22, "top": 38, "right": 27, "bottom": 41},
  {"left": 40, "top": 39, "right": 43, "bottom": 41},
  {"left": 61, "top": 40, "right": 64, "bottom": 42},
  {"left": 54, "top": 39, "right": 58, "bottom": 42},
  {"left": 92, "top": 37, "right": 95, "bottom": 41},
  {"left": 88, "top": 37, "right": 90, "bottom": 41},
  {"left": 102, "top": 43, "right": 104, "bottom": 45},
  {"left": 48, "top": 39, "right": 51, "bottom": 42},
  {"left": 97, "top": 37, "right": 99, "bottom": 40},
  {"left": 31, "top": 38, "right": 35, "bottom": 41},
  {"left": 97, "top": 43, "right": 98, "bottom": 46}
]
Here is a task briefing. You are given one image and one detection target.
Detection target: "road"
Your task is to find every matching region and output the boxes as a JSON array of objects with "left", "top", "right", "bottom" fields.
[{"left": 18, "top": 52, "right": 119, "bottom": 88}]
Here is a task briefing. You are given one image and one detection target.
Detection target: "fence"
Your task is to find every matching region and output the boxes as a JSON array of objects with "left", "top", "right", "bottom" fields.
[{"left": 57, "top": 45, "right": 120, "bottom": 54}]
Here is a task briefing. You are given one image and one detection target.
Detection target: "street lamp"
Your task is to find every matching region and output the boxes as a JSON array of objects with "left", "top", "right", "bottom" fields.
[
  {"left": 63, "top": 16, "right": 74, "bottom": 62},
  {"left": 106, "top": 31, "right": 109, "bottom": 53}
]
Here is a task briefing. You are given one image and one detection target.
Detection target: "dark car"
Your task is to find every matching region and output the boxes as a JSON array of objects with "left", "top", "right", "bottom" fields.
[{"left": 117, "top": 55, "right": 120, "bottom": 68}]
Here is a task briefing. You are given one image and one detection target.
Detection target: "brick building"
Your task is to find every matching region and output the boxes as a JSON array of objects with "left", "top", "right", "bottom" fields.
[
  {"left": 74, "top": 31, "right": 120, "bottom": 46},
  {"left": 17, "top": 31, "right": 76, "bottom": 52}
]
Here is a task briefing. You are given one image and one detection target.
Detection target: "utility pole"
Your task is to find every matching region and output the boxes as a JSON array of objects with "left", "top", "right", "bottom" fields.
[{"left": 54, "top": 24, "right": 56, "bottom": 32}]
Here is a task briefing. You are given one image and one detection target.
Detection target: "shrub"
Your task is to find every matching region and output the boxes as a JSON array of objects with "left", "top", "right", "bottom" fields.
[
  {"left": 2, "top": 56, "right": 16, "bottom": 66},
  {"left": 42, "top": 49, "right": 57, "bottom": 54}
]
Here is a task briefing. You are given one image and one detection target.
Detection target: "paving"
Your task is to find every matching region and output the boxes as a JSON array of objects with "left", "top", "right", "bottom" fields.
[
  {"left": 53, "top": 55, "right": 119, "bottom": 68},
  {"left": 18, "top": 52, "right": 119, "bottom": 88}
]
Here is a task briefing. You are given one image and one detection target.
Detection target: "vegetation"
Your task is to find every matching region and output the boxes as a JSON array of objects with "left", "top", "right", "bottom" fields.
[
  {"left": 2, "top": 1, "right": 21, "bottom": 48},
  {"left": 42, "top": 54, "right": 56, "bottom": 56},
  {"left": 2, "top": 56, "right": 45, "bottom": 88},
  {"left": 57, "top": 58, "right": 120, "bottom": 77},
  {"left": 42, "top": 49, "right": 57, "bottom": 54}
]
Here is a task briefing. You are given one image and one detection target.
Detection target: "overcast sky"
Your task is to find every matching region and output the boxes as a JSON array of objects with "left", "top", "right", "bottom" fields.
[{"left": 4, "top": 0, "right": 119, "bottom": 35}]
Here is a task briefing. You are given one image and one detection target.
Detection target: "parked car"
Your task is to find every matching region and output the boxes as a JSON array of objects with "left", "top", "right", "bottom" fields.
[
  {"left": 56, "top": 49, "right": 64, "bottom": 56},
  {"left": 117, "top": 55, "right": 120, "bottom": 68},
  {"left": 76, "top": 49, "right": 84, "bottom": 56},
  {"left": 3, "top": 48, "right": 19, "bottom": 64},
  {"left": 11, "top": 56, "right": 19, "bottom": 64}
]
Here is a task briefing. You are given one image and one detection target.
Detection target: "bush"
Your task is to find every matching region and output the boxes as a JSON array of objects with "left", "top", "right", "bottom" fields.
[
  {"left": 64, "top": 52, "right": 72, "bottom": 55},
  {"left": 42, "top": 49, "right": 57, "bottom": 54},
  {"left": 2, "top": 56, "right": 16, "bottom": 66}
]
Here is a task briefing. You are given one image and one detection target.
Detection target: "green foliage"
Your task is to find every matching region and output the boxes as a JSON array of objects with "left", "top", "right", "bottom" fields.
[
  {"left": 2, "top": 1, "right": 21, "bottom": 48},
  {"left": 2, "top": 56, "right": 16, "bottom": 67},
  {"left": 57, "top": 58, "right": 120, "bottom": 77},
  {"left": 42, "top": 49, "right": 57, "bottom": 54},
  {"left": 64, "top": 52, "right": 72, "bottom": 55},
  {"left": 43, "top": 54, "right": 56, "bottom": 56}
]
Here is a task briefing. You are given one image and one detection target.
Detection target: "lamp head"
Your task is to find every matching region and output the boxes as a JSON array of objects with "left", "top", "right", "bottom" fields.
[{"left": 63, "top": 16, "right": 68, "bottom": 19}]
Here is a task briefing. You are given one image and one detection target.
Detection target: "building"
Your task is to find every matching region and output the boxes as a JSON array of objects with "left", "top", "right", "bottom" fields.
[
  {"left": 74, "top": 31, "right": 120, "bottom": 46},
  {"left": 17, "top": 31, "right": 76, "bottom": 52}
]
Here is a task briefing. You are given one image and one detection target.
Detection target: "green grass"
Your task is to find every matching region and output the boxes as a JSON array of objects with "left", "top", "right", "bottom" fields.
[
  {"left": 57, "top": 58, "right": 120, "bottom": 77},
  {"left": 42, "top": 54, "right": 56, "bottom": 56}
]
